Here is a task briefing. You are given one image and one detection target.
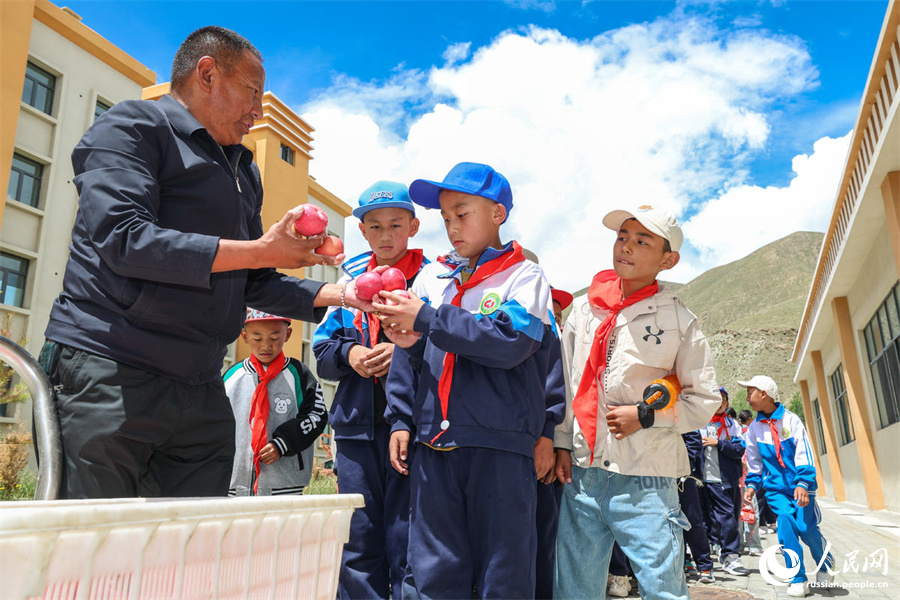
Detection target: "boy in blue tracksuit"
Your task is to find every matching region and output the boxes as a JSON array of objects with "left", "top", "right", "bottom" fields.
[
  {"left": 313, "top": 181, "right": 428, "bottom": 600},
  {"left": 699, "top": 387, "right": 749, "bottom": 576},
  {"left": 679, "top": 431, "right": 715, "bottom": 583},
  {"left": 375, "top": 162, "right": 565, "bottom": 599},
  {"left": 741, "top": 375, "right": 834, "bottom": 598}
]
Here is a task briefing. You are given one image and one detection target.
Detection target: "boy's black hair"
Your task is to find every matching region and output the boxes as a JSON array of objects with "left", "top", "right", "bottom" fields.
[
  {"left": 171, "top": 26, "right": 262, "bottom": 92},
  {"left": 738, "top": 409, "right": 753, "bottom": 423},
  {"left": 725, "top": 407, "right": 737, "bottom": 419}
]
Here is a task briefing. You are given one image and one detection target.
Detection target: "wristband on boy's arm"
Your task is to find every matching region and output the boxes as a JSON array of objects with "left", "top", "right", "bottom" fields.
[{"left": 637, "top": 403, "right": 655, "bottom": 428}]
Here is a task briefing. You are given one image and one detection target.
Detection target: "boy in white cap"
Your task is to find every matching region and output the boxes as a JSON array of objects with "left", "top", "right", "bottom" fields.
[
  {"left": 554, "top": 205, "right": 720, "bottom": 600},
  {"left": 740, "top": 375, "right": 834, "bottom": 598},
  {"left": 226, "top": 309, "right": 327, "bottom": 496},
  {"left": 313, "top": 181, "right": 428, "bottom": 600}
]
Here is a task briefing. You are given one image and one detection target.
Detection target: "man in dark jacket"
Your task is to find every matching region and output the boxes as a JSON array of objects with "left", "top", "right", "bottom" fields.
[{"left": 41, "top": 26, "right": 369, "bottom": 499}]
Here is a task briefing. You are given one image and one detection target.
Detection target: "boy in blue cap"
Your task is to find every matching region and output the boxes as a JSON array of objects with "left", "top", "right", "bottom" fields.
[
  {"left": 374, "top": 162, "right": 565, "bottom": 599},
  {"left": 313, "top": 181, "right": 428, "bottom": 600}
]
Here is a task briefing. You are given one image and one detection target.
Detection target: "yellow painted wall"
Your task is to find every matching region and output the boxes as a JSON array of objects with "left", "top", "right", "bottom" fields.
[{"left": 0, "top": 0, "right": 37, "bottom": 226}]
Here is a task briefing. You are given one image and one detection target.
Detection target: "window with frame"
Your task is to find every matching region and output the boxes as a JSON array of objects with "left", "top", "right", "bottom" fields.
[
  {"left": 830, "top": 364, "right": 855, "bottom": 445},
  {"left": 811, "top": 398, "right": 826, "bottom": 455},
  {"left": 0, "top": 253, "right": 29, "bottom": 308},
  {"left": 280, "top": 144, "right": 295, "bottom": 165},
  {"left": 863, "top": 283, "right": 900, "bottom": 429},
  {"left": 7, "top": 153, "right": 44, "bottom": 208},
  {"left": 22, "top": 62, "right": 56, "bottom": 115},
  {"left": 94, "top": 100, "right": 111, "bottom": 120}
]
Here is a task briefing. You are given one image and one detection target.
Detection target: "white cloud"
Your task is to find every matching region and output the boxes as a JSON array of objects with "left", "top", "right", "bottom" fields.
[
  {"left": 442, "top": 42, "right": 472, "bottom": 64},
  {"left": 301, "top": 11, "right": 825, "bottom": 292}
]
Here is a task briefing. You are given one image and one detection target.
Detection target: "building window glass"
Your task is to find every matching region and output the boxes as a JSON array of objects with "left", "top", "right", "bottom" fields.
[
  {"left": 811, "top": 398, "right": 826, "bottom": 455},
  {"left": 280, "top": 144, "right": 294, "bottom": 165},
  {"left": 94, "top": 100, "right": 111, "bottom": 120},
  {"left": 0, "top": 253, "right": 28, "bottom": 308},
  {"left": 22, "top": 62, "right": 56, "bottom": 115},
  {"left": 830, "top": 364, "right": 855, "bottom": 445},
  {"left": 7, "top": 153, "right": 43, "bottom": 208},
  {"left": 863, "top": 282, "right": 900, "bottom": 428}
]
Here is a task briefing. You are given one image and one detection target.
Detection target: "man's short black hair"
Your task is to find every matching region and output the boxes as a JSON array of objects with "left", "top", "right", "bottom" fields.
[{"left": 170, "top": 26, "right": 262, "bottom": 91}]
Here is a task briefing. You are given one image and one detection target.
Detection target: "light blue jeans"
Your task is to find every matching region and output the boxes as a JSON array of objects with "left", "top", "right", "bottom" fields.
[{"left": 554, "top": 466, "right": 690, "bottom": 600}]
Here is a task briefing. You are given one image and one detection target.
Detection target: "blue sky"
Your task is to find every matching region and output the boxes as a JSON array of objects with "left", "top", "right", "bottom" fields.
[{"left": 64, "top": 0, "right": 890, "bottom": 288}]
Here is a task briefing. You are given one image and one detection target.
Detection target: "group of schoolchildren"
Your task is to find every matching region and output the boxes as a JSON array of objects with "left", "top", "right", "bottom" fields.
[{"left": 225, "top": 160, "right": 835, "bottom": 599}]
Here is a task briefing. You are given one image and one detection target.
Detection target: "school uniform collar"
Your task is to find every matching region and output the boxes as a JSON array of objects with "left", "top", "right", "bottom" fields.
[
  {"left": 755, "top": 402, "right": 785, "bottom": 422},
  {"left": 438, "top": 241, "right": 515, "bottom": 283}
]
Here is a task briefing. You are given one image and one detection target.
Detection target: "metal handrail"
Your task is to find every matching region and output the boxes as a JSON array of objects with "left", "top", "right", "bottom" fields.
[{"left": 0, "top": 336, "right": 61, "bottom": 500}]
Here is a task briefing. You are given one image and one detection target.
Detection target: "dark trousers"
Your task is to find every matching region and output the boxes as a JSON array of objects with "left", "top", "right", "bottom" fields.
[
  {"left": 43, "top": 342, "right": 235, "bottom": 499},
  {"left": 678, "top": 477, "right": 713, "bottom": 571},
  {"left": 701, "top": 482, "right": 742, "bottom": 559},
  {"left": 535, "top": 480, "right": 563, "bottom": 599},
  {"left": 336, "top": 425, "right": 413, "bottom": 600},
  {"left": 403, "top": 446, "right": 537, "bottom": 599},
  {"left": 609, "top": 541, "right": 630, "bottom": 577}
]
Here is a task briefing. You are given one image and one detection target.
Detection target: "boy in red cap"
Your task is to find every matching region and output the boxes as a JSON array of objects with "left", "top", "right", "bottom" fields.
[
  {"left": 554, "top": 206, "right": 720, "bottom": 600},
  {"left": 226, "top": 309, "right": 327, "bottom": 496}
]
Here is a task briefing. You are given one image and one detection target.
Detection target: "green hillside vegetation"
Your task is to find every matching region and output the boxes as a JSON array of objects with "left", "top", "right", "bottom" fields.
[{"left": 676, "top": 231, "right": 824, "bottom": 413}]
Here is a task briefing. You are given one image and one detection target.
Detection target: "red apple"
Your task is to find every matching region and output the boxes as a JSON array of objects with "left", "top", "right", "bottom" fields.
[
  {"left": 381, "top": 267, "right": 407, "bottom": 292},
  {"left": 293, "top": 204, "right": 328, "bottom": 237},
  {"left": 314, "top": 235, "right": 344, "bottom": 256},
  {"left": 383, "top": 289, "right": 409, "bottom": 306},
  {"left": 355, "top": 272, "right": 384, "bottom": 302}
]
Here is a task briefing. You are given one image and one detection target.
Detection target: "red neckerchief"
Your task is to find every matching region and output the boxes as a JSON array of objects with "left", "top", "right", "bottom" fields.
[
  {"left": 759, "top": 415, "right": 786, "bottom": 468},
  {"left": 353, "top": 249, "right": 425, "bottom": 351},
  {"left": 710, "top": 413, "right": 728, "bottom": 438},
  {"left": 432, "top": 242, "right": 526, "bottom": 444},
  {"left": 572, "top": 270, "right": 658, "bottom": 464},
  {"left": 248, "top": 352, "right": 286, "bottom": 494}
]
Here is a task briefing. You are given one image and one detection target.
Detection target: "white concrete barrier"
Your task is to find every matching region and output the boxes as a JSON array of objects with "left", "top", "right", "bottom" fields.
[{"left": 0, "top": 494, "right": 363, "bottom": 599}]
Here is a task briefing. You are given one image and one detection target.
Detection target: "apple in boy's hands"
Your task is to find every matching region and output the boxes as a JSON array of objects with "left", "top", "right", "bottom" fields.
[
  {"left": 383, "top": 289, "right": 409, "bottom": 306},
  {"left": 314, "top": 235, "right": 344, "bottom": 256},
  {"left": 292, "top": 204, "right": 328, "bottom": 236},
  {"left": 380, "top": 267, "right": 406, "bottom": 292},
  {"left": 355, "top": 272, "right": 385, "bottom": 302}
]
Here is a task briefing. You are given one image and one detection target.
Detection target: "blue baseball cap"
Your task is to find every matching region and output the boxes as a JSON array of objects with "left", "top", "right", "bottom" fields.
[
  {"left": 352, "top": 180, "right": 416, "bottom": 221},
  {"left": 409, "top": 162, "right": 513, "bottom": 223}
]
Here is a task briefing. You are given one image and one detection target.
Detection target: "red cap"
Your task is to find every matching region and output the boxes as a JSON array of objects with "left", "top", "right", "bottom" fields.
[
  {"left": 551, "top": 288, "right": 573, "bottom": 310},
  {"left": 244, "top": 308, "right": 291, "bottom": 325}
]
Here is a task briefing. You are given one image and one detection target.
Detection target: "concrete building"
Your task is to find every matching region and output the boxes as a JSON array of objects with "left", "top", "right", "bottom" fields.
[
  {"left": 2, "top": 1, "right": 351, "bottom": 442},
  {"left": 792, "top": 0, "right": 900, "bottom": 512},
  {"left": 0, "top": 0, "right": 155, "bottom": 429}
]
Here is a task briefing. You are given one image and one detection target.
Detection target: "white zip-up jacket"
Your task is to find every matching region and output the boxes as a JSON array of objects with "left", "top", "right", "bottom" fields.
[{"left": 554, "top": 284, "right": 721, "bottom": 477}]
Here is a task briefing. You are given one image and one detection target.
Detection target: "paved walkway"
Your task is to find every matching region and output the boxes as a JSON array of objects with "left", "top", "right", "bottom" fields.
[{"left": 611, "top": 497, "right": 900, "bottom": 599}]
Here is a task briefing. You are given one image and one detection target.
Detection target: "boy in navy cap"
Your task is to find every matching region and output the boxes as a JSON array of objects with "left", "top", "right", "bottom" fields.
[
  {"left": 375, "top": 162, "right": 565, "bottom": 599},
  {"left": 313, "top": 181, "right": 428, "bottom": 600}
]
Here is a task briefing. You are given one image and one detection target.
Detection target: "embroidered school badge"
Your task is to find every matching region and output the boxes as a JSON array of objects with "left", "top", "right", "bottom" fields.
[
  {"left": 479, "top": 292, "right": 501, "bottom": 315},
  {"left": 782, "top": 427, "right": 791, "bottom": 438}
]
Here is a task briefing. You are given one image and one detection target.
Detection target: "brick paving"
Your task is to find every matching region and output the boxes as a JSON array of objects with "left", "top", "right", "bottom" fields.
[{"left": 608, "top": 497, "right": 900, "bottom": 599}]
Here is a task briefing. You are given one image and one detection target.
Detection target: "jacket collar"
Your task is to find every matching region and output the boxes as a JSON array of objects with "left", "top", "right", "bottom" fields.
[
  {"left": 157, "top": 95, "right": 253, "bottom": 167},
  {"left": 756, "top": 402, "right": 785, "bottom": 422},
  {"left": 438, "top": 241, "right": 514, "bottom": 282}
]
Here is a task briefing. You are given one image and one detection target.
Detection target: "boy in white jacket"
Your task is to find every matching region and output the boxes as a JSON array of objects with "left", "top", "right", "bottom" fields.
[{"left": 554, "top": 206, "right": 720, "bottom": 600}]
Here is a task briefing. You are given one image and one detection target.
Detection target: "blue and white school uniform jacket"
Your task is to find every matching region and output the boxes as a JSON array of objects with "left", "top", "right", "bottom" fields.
[
  {"left": 745, "top": 403, "right": 817, "bottom": 496},
  {"left": 313, "top": 251, "right": 429, "bottom": 441},
  {"left": 225, "top": 356, "right": 328, "bottom": 495},
  {"left": 385, "top": 243, "right": 566, "bottom": 458},
  {"left": 699, "top": 416, "right": 745, "bottom": 489}
]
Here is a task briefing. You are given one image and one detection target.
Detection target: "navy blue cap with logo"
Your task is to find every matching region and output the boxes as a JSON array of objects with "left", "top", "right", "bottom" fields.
[{"left": 409, "top": 162, "right": 513, "bottom": 223}]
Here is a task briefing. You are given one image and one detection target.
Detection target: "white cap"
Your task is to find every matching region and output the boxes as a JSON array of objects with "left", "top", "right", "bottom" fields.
[
  {"left": 245, "top": 308, "right": 290, "bottom": 325},
  {"left": 737, "top": 375, "right": 779, "bottom": 400},
  {"left": 602, "top": 205, "right": 683, "bottom": 252}
]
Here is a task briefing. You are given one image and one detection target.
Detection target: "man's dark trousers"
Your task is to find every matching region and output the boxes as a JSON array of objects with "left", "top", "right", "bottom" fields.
[{"left": 43, "top": 342, "right": 235, "bottom": 498}]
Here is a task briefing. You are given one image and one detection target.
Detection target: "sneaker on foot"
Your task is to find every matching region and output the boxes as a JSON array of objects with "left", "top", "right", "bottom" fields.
[
  {"left": 816, "top": 570, "right": 835, "bottom": 584},
  {"left": 684, "top": 556, "right": 697, "bottom": 574},
  {"left": 787, "top": 582, "right": 809, "bottom": 597},
  {"left": 723, "top": 555, "right": 750, "bottom": 576},
  {"left": 698, "top": 570, "right": 716, "bottom": 584},
  {"left": 748, "top": 548, "right": 762, "bottom": 557},
  {"left": 608, "top": 574, "right": 631, "bottom": 598}
]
